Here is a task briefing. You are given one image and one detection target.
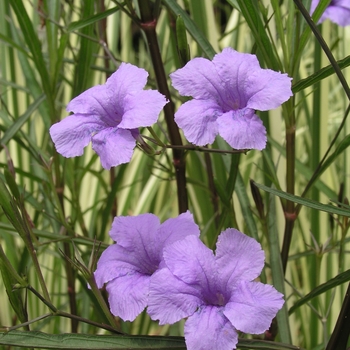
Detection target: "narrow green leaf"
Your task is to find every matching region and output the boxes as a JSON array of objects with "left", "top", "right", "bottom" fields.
[
  {"left": 9, "top": 0, "right": 55, "bottom": 117},
  {"left": 0, "top": 94, "right": 46, "bottom": 145},
  {"left": 292, "top": 55, "right": 350, "bottom": 94},
  {"left": 253, "top": 182, "right": 350, "bottom": 217},
  {"left": 0, "top": 331, "right": 304, "bottom": 349},
  {"left": 267, "top": 193, "right": 292, "bottom": 344},
  {"left": 67, "top": 6, "right": 120, "bottom": 33},
  {"left": 162, "top": 0, "right": 216, "bottom": 59},
  {"left": 235, "top": 0, "right": 279, "bottom": 69},
  {"left": 289, "top": 269, "right": 350, "bottom": 315}
]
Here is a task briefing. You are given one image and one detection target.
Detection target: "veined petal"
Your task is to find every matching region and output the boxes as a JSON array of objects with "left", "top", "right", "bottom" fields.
[
  {"left": 217, "top": 109, "right": 266, "bottom": 150},
  {"left": 91, "top": 127, "right": 136, "bottom": 170},
  {"left": 148, "top": 268, "right": 202, "bottom": 325},
  {"left": 154, "top": 211, "right": 200, "bottom": 263},
  {"left": 212, "top": 47, "right": 261, "bottom": 110},
  {"left": 109, "top": 213, "right": 159, "bottom": 247},
  {"left": 106, "top": 273, "right": 149, "bottom": 321},
  {"left": 106, "top": 63, "right": 148, "bottom": 98},
  {"left": 67, "top": 85, "right": 122, "bottom": 127},
  {"left": 224, "top": 281, "right": 284, "bottom": 334},
  {"left": 108, "top": 214, "right": 161, "bottom": 272},
  {"left": 170, "top": 57, "right": 225, "bottom": 102},
  {"left": 163, "top": 236, "right": 218, "bottom": 297},
  {"left": 49, "top": 114, "right": 105, "bottom": 158},
  {"left": 94, "top": 244, "right": 153, "bottom": 288},
  {"left": 118, "top": 90, "right": 167, "bottom": 129},
  {"left": 215, "top": 229, "right": 265, "bottom": 288},
  {"left": 245, "top": 69, "right": 292, "bottom": 111},
  {"left": 184, "top": 306, "right": 238, "bottom": 350},
  {"left": 175, "top": 99, "right": 221, "bottom": 146}
]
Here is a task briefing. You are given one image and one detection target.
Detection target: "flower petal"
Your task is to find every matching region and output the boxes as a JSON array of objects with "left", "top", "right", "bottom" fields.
[
  {"left": 106, "top": 273, "right": 149, "bottom": 321},
  {"left": 163, "top": 236, "right": 218, "bottom": 297},
  {"left": 184, "top": 306, "right": 238, "bottom": 350},
  {"left": 175, "top": 99, "right": 221, "bottom": 146},
  {"left": 107, "top": 214, "right": 161, "bottom": 273},
  {"left": 49, "top": 114, "right": 105, "bottom": 158},
  {"left": 67, "top": 85, "right": 122, "bottom": 127},
  {"left": 215, "top": 229, "right": 265, "bottom": 288},
  {"left": 118, "top": 90, "right": 167, "bottom": 129},
  {"left": 245, "top": 69, "right": 292, "bottom": 111},
  {"left": 91, "top": 127, "right": 136, "bottom": 169},
  {"left": 94, "top": 244, "right": 153, "bottom": 288},
  {"left": 212, "top": 48, "right": 261, "bottom": 110},
  {"left": 106, "top": 62, "right": 148, "bottom": 98},
  {"left": 148, "top": 268, "right": 201, "bottom": 324},
  {"left": 170, "top": 57, "right": 225, "bottom": 102},
  {"left": 155, "top": 211, "right": 200, "bottom": 265},
  {"left": 217, "top": 109, "right": 266, "bottom": 150},
  {"left": 109, "top": 213, "right": 159, "bottom": 246},
  {"left": 224, "top": 281, "right": 284, "bottom": 334}
]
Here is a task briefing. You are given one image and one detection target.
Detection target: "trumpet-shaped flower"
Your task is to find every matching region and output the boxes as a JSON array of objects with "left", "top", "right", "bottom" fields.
[
  {"left": 148, "top": 229, "right": 284, "bottom": 350},
  {"left": 94, "top": 211, "right": 200, "bottom": 321},
  {"left": 311, "top": 0, "right": 350, "bottom": 26},
  {"left": 50, "top": 63, "right": 167, "bottom": 169},
  {"left": 170, "top": 47, "right": 292, "bottom": 150}
]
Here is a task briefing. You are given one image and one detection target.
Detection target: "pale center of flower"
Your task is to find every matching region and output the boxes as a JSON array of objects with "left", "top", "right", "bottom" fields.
[{"left": 215, "top": 292, "right": 226, "bottom": 306}]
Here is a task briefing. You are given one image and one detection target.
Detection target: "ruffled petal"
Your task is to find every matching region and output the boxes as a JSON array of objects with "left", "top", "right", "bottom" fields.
[
  {"left": 212, "top": 47, "right": 261, "bottom": 110},
  {"left": 154, "top": 211, "right": 200, "bottom": 265},
  {"left": 49, "top": 114, "right": 105, "bottom": 158},
  {"left": 94, "top": 244, "right": 152, "bottom": 288},
  {"left": 67, "top": 85, "right": 122, "bottom": 127},
  {"left": 215, "top": 229, "right": 265, "bottom": 288},
  {"left": 107, "top": 214, "right": 161, "bottom": 272},
  {"left": 224, "top": 281, "right": 284, "bottom": 334},
  {"left": 245, "top": 69, "right": 292, "bottom": 111},
  {"left": 106, "top": 62, "right": 148, "bottom": 98},
  {"left": 118, "top": 90, "right": 167, "bottom": 129},
  {"left": 148, "top": 268, "right": 202, "bottom": 325},
  {"left": 170, "top": 57, "right": 225, "bottom": 102},
  {"left": 106, "top": 273, "right": 149, "bottom": 321},
  {"left": 184, "top": 306, "right": 238, "bottom": 350},
  {"left": 217, "top": 109, "right": 266, "bottom": 150},
  {"left": 174, "top": 99, "right": 221, "bottom": 146},
  {"left": 163, "top": 236, "right": 218, "bottom": 299},
  {"left": 91, "top": 127, "right": 136, "bottom": 169}
]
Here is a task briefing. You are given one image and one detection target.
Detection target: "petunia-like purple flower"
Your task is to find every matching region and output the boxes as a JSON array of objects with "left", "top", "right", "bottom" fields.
[
  {"left": 50, "top": 63, "right": 167, "bottom": 169},
  {"left": 148, "top": 229, "right": 284, "bottom": 350},
  {"left": 94, "top": 211, "right": 200, "bottom": 321},
  {"left": 311, "top": 0, "right": 350, "bottom": 26},
  {"left": 170, "top": 47, "right": 292, "bottom": 150}
]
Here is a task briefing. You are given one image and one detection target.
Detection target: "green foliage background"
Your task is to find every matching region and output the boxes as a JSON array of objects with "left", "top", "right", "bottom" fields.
[{"left": 1, "top": 0, "right": 350, "bottom": 349}]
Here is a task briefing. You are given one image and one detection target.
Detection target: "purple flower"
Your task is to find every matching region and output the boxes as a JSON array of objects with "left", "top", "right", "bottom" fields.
[
  {"left": 170, "top": 47, "right": 292, "bottom": 150},
  {"left": 311, "top": 0, "right": 350, "bottom": 26},
  {"left": 148, "top": 229, "right": 284, "bottom": 350},
  {"left": 50, "top": 63, "right": 167, "bottom": 169},
  {"left": 93, "top": 211, "right": 200, "bottom": 321}
]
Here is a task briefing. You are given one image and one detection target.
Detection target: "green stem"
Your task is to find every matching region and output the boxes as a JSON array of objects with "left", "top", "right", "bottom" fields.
[{"left": 138, "top": 0, "right": 188, "bottom": 214}]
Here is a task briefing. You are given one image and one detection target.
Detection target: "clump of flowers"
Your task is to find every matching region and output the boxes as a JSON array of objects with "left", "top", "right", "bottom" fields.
[
  {"left": 95, "top": 212, "right": 284, "bottom": 350},
  {"left": 50, "top": 63, "right": 167, "bottom": 169},
  {"left": 93, "top": 211, "right": 200, "bottom": 321},
  {"left": 311, "top": 0, "right": 350, "bottom": 27},
  {"left": 170, "top": 47, "right": 292, "bottom": 151}
]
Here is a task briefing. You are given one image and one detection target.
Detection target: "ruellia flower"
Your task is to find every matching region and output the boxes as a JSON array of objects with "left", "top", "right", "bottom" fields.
[
  {"left": 50, "top": 63, "right": 167, "bottom": 170},
  {"left": 170, "top": 47, "right": 292, "bottom": 150},
  {"left": 93, "top": 211, "right": 200, "bottom": 321},
  {"left": 311, "top": 0, "right": 350, "bottom": 26},
  {"left": 148, "top": 229, "right": 284, "bottom": 350}
]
